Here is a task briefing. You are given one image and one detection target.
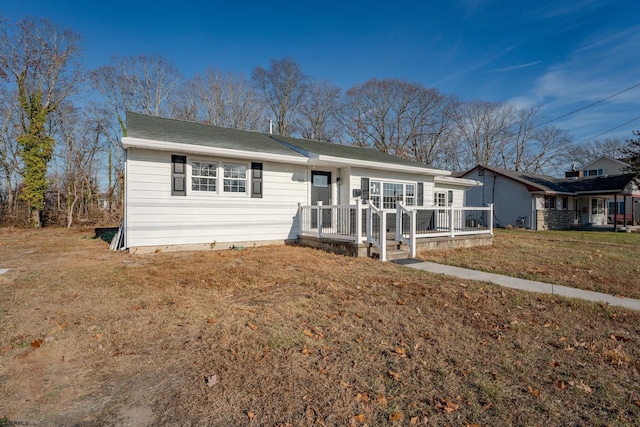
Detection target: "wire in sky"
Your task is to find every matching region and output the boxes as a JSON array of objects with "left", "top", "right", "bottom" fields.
[
  {"left": 573, "top": 114, "right": 640, "bottom": 145},
  {"left": 534, "top": 81, "right": 640, "bottom": 129}
]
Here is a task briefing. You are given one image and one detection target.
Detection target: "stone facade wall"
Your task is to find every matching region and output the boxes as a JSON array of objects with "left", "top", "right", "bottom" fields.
[{"left": 536, "top": 209, "right": 575, "bottom": 230}]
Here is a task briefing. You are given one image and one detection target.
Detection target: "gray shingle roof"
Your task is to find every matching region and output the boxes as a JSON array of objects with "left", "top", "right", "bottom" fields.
[
  {"left": 126, "top": 112, "right": 446, "bottom": 171},
  {"left": 464, "top": 165, "right": 637, "bottom": 195},
  {"left": 126, "top": 112, "right": 305, "bottom": 158}
]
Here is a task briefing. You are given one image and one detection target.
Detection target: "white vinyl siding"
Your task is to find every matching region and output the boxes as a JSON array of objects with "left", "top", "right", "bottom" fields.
[{"left": 125, "top": 148, "right": 307, "bottom": 249}]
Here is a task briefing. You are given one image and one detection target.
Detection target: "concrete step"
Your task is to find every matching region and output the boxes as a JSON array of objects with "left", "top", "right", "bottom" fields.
[{"left": 370, "top": 245, "right": 410, "bottom": 261}]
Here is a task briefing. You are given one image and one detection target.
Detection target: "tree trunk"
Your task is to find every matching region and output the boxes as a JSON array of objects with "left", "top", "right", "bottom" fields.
[{"left": 31, "top": 209, "right": 42, "bottom": 228}]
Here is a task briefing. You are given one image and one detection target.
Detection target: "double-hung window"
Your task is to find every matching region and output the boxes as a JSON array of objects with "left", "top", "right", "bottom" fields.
[
  {"left": 369, "top": 181, "right": 416, "bottom": 209},
  {"left": 405, "top": 184, "right": 416, "bottom": 206},
  {"left": 192, "top": 161, "right": 217, "bottom": 192},
  {"left": 223, "top": 164, "right": 247, "bottom": 193}
]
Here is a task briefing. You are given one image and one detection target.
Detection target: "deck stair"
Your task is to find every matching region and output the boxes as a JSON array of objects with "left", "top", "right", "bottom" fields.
[{"left": 370, "top": 239, "right": 411, "bottom": 261}]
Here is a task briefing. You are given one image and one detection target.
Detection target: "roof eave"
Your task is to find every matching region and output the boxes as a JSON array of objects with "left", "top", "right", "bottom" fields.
[
  {"left": 311, "top": 155, "right": 451, "bottom": 176},
  {"left": 122, "top": 137, "right": 309, "bottom": 164},
  {"left": 435, "top": 176, "right": 482, "bottom": 187}
]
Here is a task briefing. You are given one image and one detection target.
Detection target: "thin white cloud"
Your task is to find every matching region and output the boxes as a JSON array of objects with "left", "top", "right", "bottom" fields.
[{"left": 487, "top": 60, "right": 542, "bottom": 73}]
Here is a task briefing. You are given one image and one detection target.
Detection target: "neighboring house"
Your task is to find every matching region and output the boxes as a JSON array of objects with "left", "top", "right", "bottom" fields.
[
  {"left": 573, "top": 156, "right": 637, "bottom": 224},
  {"left": 462, "top": 165, "right": 640, "bottom": 230},
  {"left": 579, "top": 156, "right": 630, "bottom": 177},
  {"left": 120, "top": 112, "right": 486, "bottom": 254}
]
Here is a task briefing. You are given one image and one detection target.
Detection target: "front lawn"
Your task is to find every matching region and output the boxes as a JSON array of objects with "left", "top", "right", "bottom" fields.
[
  {"left": 0, "top": 228, "right": 639, "bottom": 426},
  {"left": 419, "top": 229, "right": 640, "bottom": 299}
]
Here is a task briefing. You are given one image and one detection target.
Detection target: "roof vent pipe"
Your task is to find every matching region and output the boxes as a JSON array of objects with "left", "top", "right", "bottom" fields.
[{"left": 269, "top": 120, "right": 273, "bottom": 135}]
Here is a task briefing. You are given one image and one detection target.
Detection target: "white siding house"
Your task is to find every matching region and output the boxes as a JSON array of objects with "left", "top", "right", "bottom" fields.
[{"left": 121, "top": 113, "right": 484, "bottom": 254}]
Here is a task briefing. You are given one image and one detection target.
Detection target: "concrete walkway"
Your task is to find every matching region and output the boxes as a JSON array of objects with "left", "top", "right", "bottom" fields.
[{"left": 395, "top": 260, "right": 640, "bottom": 311}]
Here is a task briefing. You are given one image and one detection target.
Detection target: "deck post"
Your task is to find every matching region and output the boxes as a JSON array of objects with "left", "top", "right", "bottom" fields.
[
  {"left": 395, "top": 204, "right": 402, "bottom": 241},
  {"left": 366, "top": 201, "right": 372, "bottom": 244},
  {"left": 410, "top": 208, "right": 417, "bottom": 258},
  {"left": 489, "top": 204, "right": 494, "bottom": 235},
  {"left": 380, "top": 209, "right": 387, "bottom": 262},
  {"left": 355, "top": 199, "right": 363, "bottom": 244},
  {"left": 449, "top": 205, "right": 455, "bottom": 237},
  {"left": 317, "top": 201, "right": 323, "bottom": 239},
  {"left": 297, "top": 202, "right": 302, "bottom": 235}
]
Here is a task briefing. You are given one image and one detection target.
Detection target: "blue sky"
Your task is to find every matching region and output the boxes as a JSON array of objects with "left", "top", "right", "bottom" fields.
[{"left": 4, "top": 0, "right": 640, "bottom": 146}]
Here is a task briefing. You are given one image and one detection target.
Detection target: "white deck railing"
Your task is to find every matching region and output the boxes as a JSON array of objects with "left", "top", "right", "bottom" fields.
[
  {"left": 299, "top": 202, "right": 493, "bottom": 262},
  {"left": 298, "top": 200, "right": 366, "bottom": 243}
]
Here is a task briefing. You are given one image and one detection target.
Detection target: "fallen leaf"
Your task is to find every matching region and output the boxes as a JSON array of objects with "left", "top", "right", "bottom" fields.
[
  {"left": 466, "top": 424, "right": 481, "bottom": 427},
  {"left": 388, "top": 370, "right": 400, "bottom": 381},
  {"left": 353, "top": 414, "right": 366, "bottom": 423},
  {"left": 247, "top": 410, "right": 256, "bottom": 421},
  {"left": 389, "top": 412, "right": 403, "bottom": 421},
  {"left": 206, "top": 374, "right": 219, "bottom": 387},
  {"left": 31, "top": 338, "right": 44, "bottom": 349},
  {"left": 207, "top": 318, "right": 216, "bottom": 324},
  {"left": 528, "top": 386, "right": 541, "bottom": 398},
  {"left": 611, "top": 334, "right": 630, "bottom": 342},
  {"left": 556, "top": 381, "right": 566, "bottom": 389},
  {"left": 395, "top": 347, "right": 407, "bottom": 357},
  {"left": 434, "top": 397, "right": 459, "bottom": 413},
  {"left": 377, "top": 394, "right": 388, "bottom": 406},
  {"left": 410, "top": 416, "right": 419, "bottom": 425},
  {"left": 576, "top": 381, "right": 593, "bottom": 393},
  {"left": 355, "top": 392, "right": 370, "bottom": 402},
  {"left": 444, "top": 402, "right": 459, "bottom": 413},
  {"left": 340, "top": 381, "right": 350, "bottom": 388},
  {"left": 559, "top": 336, "right": 567, "bottom": 342},
  {"left": 301, "top": 345, "right": 310, "bottom": 355},
  {"left": 396, "top": 299, "right": 404, "bottom": 305},
  {"left": 303, "top": 329, "right": 313, "bottom": 337},
  {"left": 550, "top": 359, "right": 559, "bottom": 367}
]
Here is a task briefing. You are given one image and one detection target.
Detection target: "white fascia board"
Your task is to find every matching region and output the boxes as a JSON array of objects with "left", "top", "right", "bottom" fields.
[
  {"left": 435, "top": 176, "right": 482, "bottom": 187},
  {"left": 122, "top": 137, "right": 309, "bottom": 164},
  {"left": 309, "top": 155, "right": 450, "bottom": 176}
]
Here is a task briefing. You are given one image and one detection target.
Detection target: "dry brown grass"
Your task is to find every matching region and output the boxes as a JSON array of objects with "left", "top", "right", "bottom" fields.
[
  {"left": 418, "top": 229, "right": 640, "bottom": 300},
  {"left": 1, "top": 228, "right": 640, "bottom": 426}
]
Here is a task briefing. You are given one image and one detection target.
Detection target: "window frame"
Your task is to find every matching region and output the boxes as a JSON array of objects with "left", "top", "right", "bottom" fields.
[
  {"left": 434, "top": 192, "right": 447, "bottom": 207},
  {"left": 191, "top": 160, "right": 218, "bottom": 193},
  {"left": 369, "top": 180, "right": 417, "bottom": 209},
  {"left": 222, "top": 162, "right": 248, "bottom": 195},
  {"left": 188, "top": 158, "right": 250, "bottom": 197}
]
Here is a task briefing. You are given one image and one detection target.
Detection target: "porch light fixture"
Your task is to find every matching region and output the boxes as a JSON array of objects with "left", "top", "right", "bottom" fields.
[{"left": 336, "top": 177, "right": 343, "bottom": 185}]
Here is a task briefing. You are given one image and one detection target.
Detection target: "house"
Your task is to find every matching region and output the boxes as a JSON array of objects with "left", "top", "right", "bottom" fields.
[
  {"left": 120, "top": 112, "right": 491, "bottom": 258},
  {"left": 571, "top": 156, "right": 637, "bottom": 224},
  {"left": 461, "top": 164, "right": 640, "bottom": 230}
]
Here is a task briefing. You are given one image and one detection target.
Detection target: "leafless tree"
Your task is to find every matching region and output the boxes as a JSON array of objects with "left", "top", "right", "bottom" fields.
[
  {"left": 522, "top": 126, "right": 573, "bottom": 173},
  {"left": 91, "top": 54, "right": 182, "bottom": 134},
  {"left": 0, "top": 16, "right": 82, "bottom": 226},
  {"left": 342, "top": 78, "right": 448, "bottom": 158},
  {"left": 252, "top": 58, "right": 307, "bottom": 136},
  {"left": 172, "top": 68, "right": 265, "bottom": 130},
  {"left": 455, "top": 100, "right": 515, "bottom": 169},
  {"left": 0, "top": 84, "right": 21, "bottom": 220},
  {"left": 565, "top": 137, "right": 628, "bottom": 168},
  {"left": 294, "top": 80, "right": 342, "bottom": 141},
  {"left": 49, "top": 104, "right": 106, "bottom": 227}
]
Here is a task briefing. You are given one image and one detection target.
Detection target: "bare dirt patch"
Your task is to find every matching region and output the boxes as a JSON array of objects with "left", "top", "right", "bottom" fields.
[{"left": 1, "top": 228, "right": 640, "bottom": 426}]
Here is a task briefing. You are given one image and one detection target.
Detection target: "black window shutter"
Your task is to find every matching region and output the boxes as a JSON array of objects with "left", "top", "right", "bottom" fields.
[
  {"left": 171, "top": 155, "right": 187, "bottom": 196},
  {"left": 251, "top": 162, "right": 263, "bottom": 198},
  {"left": 361, "top": 177, "right": 369, "bottom": 201},
  {"left": 417, "top": 182, "right": 424, "bottom": 206},
  {"left": 448, "top": 190, "right": 454, "bottom": 205}
]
